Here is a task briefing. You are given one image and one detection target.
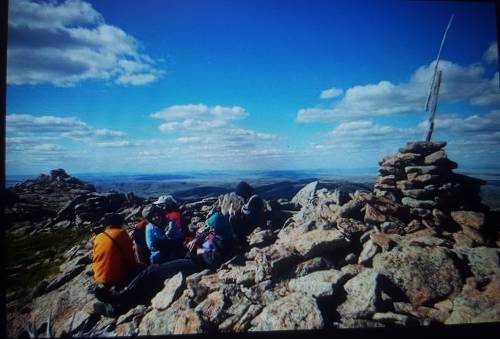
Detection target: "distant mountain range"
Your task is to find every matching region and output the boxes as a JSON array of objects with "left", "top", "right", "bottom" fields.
[{"left": 6, "top": 168, "right": 500, "bottom": 208}]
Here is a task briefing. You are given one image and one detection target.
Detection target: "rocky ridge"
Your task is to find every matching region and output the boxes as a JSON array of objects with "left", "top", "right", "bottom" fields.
[
  {"left": 5, "top": 142, "right": 500, "bottom": 337},
  {"left": 5, "top": 169, "right": 146, "bottom": 236}
]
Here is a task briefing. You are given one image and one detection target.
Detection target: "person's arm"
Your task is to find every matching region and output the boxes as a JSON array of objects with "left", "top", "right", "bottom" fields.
[
  {"left": 91, "top": 236, "right": 99, "bottom": 275},
  {"left": 91, "top": 234, "right": 107, "bottom": 283},
  {"left": 121, "top": 232, "right": 145, "bottom": 269},
  {"left": 146, "top": 224, "right": 174, "bottom": 252},
  {"left": 92, "top": 237, "right": 97, "bottom": 263},
  {"left": 198, "top": 237, "right": 219, "bottom": 269}
]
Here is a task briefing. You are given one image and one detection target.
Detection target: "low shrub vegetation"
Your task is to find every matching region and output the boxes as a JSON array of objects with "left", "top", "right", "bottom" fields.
[{"left": 5, "top": 227, "right": 92, "bottom": 308}]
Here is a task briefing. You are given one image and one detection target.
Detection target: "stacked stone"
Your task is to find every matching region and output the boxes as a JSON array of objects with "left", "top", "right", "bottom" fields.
[{"left": 373, "top": 141, "right": 488, "bottom": 231}]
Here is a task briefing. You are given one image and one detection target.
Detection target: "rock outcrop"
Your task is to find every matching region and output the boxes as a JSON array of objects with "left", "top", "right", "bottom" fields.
[
  {"left": 6, "top": 142, "right": 500, "bottom": 336},
  {"left": 5, "top": 169, "right": 145, "bottom": 236}
]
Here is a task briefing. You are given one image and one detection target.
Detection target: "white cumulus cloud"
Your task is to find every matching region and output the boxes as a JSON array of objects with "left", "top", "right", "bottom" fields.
[
  {"left": 159, "top": 119, "right": 228, "bottom": 132},
  {"left": 152, "top": 104, "right": 251, "bottom": 133},
  {"left": 151, "top": 104, "right": 248, "bottom": 122},
  {"left": 175, "top": 136, "right": 203, "bottom": 144},
  {"left": 6, "top": 114, "right": 129, "bottom": 147},
  {"left": 483, "top": 41, "right": 499, "bottom": 64},
  {"left": 7, "top": 0, "right": 164, "bottom": 86},
  {"left": 297, "top": 52, "right": 500, "bottom": 123},
  {"left": 326, "top": 120, "right": 421, "bottom": 144},
  {"left": 148, "top": 102, "right": 283, "bottom": 166},
  {"left": 320, "top": 87, "right": 343, "bottom": 99},
  {"left": 7, "top": 114, "right": 87, "bottom": 134},
  {"left": 330, "top": 120, "right": 395, "bottom": 138},
  {"left": 419, "top": 110, "right": 500, "bottom": 134}
]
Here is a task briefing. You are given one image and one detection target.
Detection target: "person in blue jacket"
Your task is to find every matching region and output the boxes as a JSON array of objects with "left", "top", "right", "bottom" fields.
[{"left": 143, "top": 204, "right": 185, "bottom": 264}]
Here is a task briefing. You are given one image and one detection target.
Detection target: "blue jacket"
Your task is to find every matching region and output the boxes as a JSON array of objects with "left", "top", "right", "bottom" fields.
[{"left": 145, "top": 222, "right": 183, "bottom": 264}]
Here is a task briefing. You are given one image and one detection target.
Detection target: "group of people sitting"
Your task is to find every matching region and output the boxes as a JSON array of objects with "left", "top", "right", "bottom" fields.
[{"left": 90, "top": 181, "right": 265, "bottom": 317}]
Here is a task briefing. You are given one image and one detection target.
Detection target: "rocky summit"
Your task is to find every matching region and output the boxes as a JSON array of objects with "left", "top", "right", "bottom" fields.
[
  {"left": 5, "top": 142, "right": 500, "bottom": 337},
  {"left": 5, "top": 168, "right": 145, "bottom": 237}
]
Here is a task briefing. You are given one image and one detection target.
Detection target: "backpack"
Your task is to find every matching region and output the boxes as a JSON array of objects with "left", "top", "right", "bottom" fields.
[
  {"left": 242, "top": 194, "right": 264, "bottom": 216},
  {"left": 238, "top": 194, "right": 265, "bottom": 239},
  {"left": 132, "top": 219, "right": 151, "bottom": 265},
  {"left": 196, "top": 231, "right": 231, "bottom": 270},
  {"left": 186, "top": 212, "right": 233, "bottom": 269},
  {"left": 207, "top": 212, "right": 234, "bottom": 242}
]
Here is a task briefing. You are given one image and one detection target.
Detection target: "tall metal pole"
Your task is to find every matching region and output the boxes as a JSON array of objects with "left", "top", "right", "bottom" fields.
[
  {"left": 425, "top": 70, "right": 442, "bottom": 142},
  {"left": 424, "top": 14, "right": 454, "bottom": 142},
  {"left": 425, "top": 14, "right": 454, "bottom": 112}
]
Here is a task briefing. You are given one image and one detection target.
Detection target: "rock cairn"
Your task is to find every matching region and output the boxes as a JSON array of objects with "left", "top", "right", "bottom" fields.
[{"left": 373, "top": 141, "right": 492, "bottom": 240}]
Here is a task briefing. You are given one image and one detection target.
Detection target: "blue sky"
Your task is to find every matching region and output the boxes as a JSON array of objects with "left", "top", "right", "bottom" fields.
[{"left": 5, "top": 0, "right": 500, "bottom": 175}]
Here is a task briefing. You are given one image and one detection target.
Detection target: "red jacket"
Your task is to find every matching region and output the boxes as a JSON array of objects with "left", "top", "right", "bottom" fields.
[{"left": 165, "top": 211, "right": 182, "bottom": 229}]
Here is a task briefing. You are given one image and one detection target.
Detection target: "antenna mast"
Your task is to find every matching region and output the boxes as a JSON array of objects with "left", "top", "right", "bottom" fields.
[{"left": 425, "top": 14, "right": 454, "bottom": 142}]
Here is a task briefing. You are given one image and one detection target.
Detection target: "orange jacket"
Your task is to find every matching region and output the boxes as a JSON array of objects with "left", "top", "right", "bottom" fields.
[{"left": 92, "top": 227, "right": 140, "bottom": 286}]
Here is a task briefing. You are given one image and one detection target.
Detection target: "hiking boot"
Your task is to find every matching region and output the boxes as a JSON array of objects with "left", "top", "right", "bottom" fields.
[
  {"left": 93, "top": 302, "right": 120, "bottom": 318},
  {"left": 94, "top": 285, "right": 122, "bottom": 304},
  {"left": 93, "top": 285, "right": 114, "bottom": 303}
]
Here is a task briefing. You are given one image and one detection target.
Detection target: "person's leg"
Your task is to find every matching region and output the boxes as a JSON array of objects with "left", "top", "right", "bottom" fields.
[
  {"left": 152, "top": 258, "right": 199, "bottom": 282},
  {"left": 134, "top": 241, "right": 150, "bottom": 265},
  {"left": 91, "top": 262, "right": 145, "bottom": 303},
  {"left": 113, "top": 258, "right": 200, "bottom": 308},
  {"left": 90, "top": 282, "right": 113, "bottom": 303},
  {"left": 167, "top": 242, "right": 188, "bottom": 261},
  {"left": 93, "top": 264, "right": 160, "bottom": 317},
  {"left": 139, "top": 244, "right": 151, "bottom": 265}
]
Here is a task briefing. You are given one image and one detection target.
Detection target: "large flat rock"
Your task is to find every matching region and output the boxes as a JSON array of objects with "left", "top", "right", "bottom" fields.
[
  {"left": 446, "top": 274, "right": 500, "bottom": 324},
  {"left": 399, "top": 141, "right": 446, "bottom": 156},
  {"left": 260, "top": 244, "right": 302, "bottom": 274},
  {"left": 337, "top": 269, "right": 382, "bottom": 319},
  {"left": 250, "top": 293, "right": 324, "bottom": 331},
  {"left": 424, "top": 150, "right": 457, "bottom": 168},
  {"left": 139, "top": 294, "right": 206, "bottom": 335},
  {"left": 288, "top": 269, "right": 348, "bottom": 297},
  {"left": 373, "top": 246, "right": 463, "bottom": 306},
  {"left": 292, "top": 229, "right": 350, "bottom": 259},
  {"left": 291, "top": 181, "right": 318, "bottom": 207},
  {"left": 450, "top": 211, "right": 485, "bottom": 231},
  {"left": 455, "top": 247, "right": 500, "bottom": 282},
  {"left": 194, "top": 290, "right": 226, "bottom": 323},
  {"left": 151, "top": 272, "right": 184, "bottom": 311}
]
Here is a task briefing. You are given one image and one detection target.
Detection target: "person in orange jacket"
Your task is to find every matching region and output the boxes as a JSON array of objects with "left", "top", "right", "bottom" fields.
[{"left": 91, "top": 213, "right": 145, "bottom": 298}]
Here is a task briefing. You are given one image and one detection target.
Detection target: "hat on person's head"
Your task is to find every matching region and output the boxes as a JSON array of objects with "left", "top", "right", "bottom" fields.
[
  {"left": 153, "top": 195, "right": 178, "bottom": 206},
  {"left": 102, "top": 212, "right": 124, "bottom": 228},
  {"left": 235, "top": 181, "right": 254, "bottom": 200}
]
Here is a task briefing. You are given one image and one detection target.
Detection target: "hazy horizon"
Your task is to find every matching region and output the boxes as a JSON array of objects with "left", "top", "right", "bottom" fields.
[
  {"left": 5, "top": 167, "right": 379, "bottom": 181},
  {"left": 6, "top": 165, "right": 500, "bottom": 184}
]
